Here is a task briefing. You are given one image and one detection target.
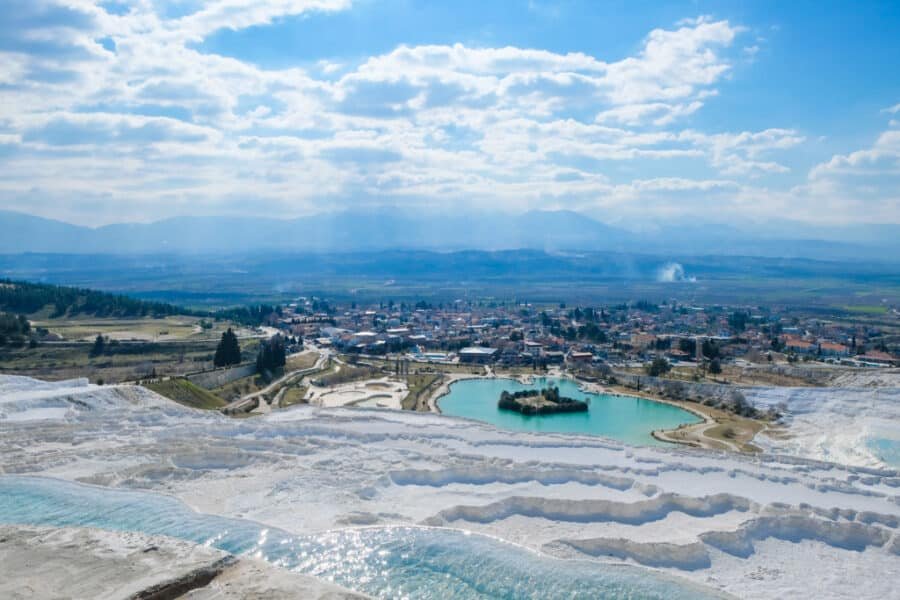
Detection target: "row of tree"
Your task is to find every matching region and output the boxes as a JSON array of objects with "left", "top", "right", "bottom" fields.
[
  {"left": 646, "top": 355, "right": 722, "bottom": 377},
  {"left": 212, "top": 304, "right": 282, "bottom": 327},
  {"left": 0, "top": 312, "right": 31, "bottom": 347},
  {"left": 1, "top": 280, "right": 288, "bottom": 330},
  {"left": 545, "top": 319, "right": 609, "bottom": 343},
  {"left": 0, "top": 279, "right": 186, "bottom": 318},
  {"left": 663, "top": 337, "right": 722, "bottom": 359},
  {"left": 256, "top": 335, "right": 287, "bottom": 374}
]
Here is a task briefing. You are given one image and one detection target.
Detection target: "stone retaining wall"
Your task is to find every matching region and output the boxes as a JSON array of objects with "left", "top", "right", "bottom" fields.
[{"left": 186, "top": 363, "right": 256, "bottom": 389}]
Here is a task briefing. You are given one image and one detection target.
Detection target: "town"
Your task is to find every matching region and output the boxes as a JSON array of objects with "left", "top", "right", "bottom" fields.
[{"left": 274, "top": 297, "right": 899, "bottom": 372}]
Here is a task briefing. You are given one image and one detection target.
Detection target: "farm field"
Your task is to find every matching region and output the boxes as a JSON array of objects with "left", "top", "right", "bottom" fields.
[{"left": 30, "top": 315, "right": 259, "bottom": 342}]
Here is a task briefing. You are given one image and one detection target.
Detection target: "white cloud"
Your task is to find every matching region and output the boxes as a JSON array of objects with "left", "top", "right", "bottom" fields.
[
  {"left": 602, "top": 16, "right": 737, "bottom": 106},
  {"left": 680, "top": 128, "right": 805, "bottom": 175},
  {"left": 167, "top": 0, "right": 352, "bottom": 41},
  {"left": 809, "top": 121, "right": 900, "bottom": 181},
  {"left": 2, "top": 4, "right": 885, "bottom": 226}
]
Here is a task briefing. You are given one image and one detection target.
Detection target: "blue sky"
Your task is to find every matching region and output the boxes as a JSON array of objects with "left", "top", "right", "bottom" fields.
[{"left": 0, "top": 0, "right": 898, "bottom": 226}]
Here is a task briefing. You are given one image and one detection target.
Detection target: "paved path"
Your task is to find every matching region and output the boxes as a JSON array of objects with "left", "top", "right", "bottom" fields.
[{"left": 221, "top": 350, "right": 329, "bottom": 414}]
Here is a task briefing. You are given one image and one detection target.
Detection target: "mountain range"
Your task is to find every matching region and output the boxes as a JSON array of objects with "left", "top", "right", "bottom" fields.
[{"left": 1, "top": 209, "right": 898, "bottom": 262}]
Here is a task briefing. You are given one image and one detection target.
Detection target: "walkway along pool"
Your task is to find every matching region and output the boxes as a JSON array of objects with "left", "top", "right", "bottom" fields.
[
  {"left": 0, "top": 476, "right": 729, "bottom": 599},
  {"left": 438, "top": 377, "right": 702, "bottom": 446}
]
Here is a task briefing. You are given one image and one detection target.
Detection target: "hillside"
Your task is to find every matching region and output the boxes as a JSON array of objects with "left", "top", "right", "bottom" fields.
[{"left": 0, "top": 279, "right": 186, "bottom": 318}]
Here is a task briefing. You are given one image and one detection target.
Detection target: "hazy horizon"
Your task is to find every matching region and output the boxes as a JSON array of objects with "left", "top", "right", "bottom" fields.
[{"left": 3, "top": 205, "right": 900, "bottom": 237}]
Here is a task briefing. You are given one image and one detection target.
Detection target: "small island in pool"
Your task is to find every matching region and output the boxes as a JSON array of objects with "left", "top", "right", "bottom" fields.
[{"left": 498, "top": 386, "right": 588, "bottom": 415}]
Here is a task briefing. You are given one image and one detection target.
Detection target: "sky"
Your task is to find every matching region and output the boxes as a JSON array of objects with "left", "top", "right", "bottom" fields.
[{"left": 0, "top": 0, "right": 898, "bottom": 227}]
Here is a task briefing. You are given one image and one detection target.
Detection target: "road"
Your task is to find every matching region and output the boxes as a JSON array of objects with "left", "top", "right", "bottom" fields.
[{"left": 221, "top": 347, "right": 330, "bottom": 414}]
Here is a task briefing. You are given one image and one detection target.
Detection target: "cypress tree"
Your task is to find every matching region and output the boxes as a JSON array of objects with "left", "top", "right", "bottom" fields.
[
  {"left": 256, "top": 335, "right": 286, "bottom": 373},
  {"left": 214, "top": 328, "right": 241, "bottom": 367},
  {"left": 228, "top": 329, "right": 241, "bottom": 364},
  {"left": 90, "top": 334, "right": 105, "bottom": 357}
]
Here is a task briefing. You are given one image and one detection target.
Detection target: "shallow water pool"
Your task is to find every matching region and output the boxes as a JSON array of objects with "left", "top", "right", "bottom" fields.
[
  {"left": 0, "top": 476, "right": 727, "bottom": 599},
  {"left": 439, "top": 377, "right": 701, "bottom": 446},
  {"left": 868, "top": 437, "right": 900, "bottom": 469}
]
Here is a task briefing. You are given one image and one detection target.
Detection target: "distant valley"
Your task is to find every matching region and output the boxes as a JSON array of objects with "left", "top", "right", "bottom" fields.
[{"left": 2, "top": 209, "right": 899, "bottom": 262}]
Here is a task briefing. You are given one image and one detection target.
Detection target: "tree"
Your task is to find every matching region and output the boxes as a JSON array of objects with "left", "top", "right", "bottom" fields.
[
  {"left": 709, "top": 358, "right": 722, "bottom": 375},
  {"left": 578, "top": 322, "right": 608, "bottom": 343},
  {"left": 662, "top": 380, "right": 687, "bottom": 400},
  {"left": 702, "top": 339, "right": 721, "bottom": 359},
  {"left": 724, "top": 390, "right": 756, "bottom": 418},
  {"left": 90, "top": 334, "right": 105, "bottom": 357},
  {"left": 214, "top": 328, "right": 241, "bottom": 367},
  {"left": 728, "top": 311, "right": 749, "bottom": 333},
  {"left": 0, "top": 312, "right": 30, "bottom": 347},
  {"left": 541, "top": 385, "right": 560, "bottom": 403},
  {"left": 256, "top": 335, "right": 287, "bottom": 374},
  {"left": 645, "top": 356, "right": 671, "bottom": 377},
  {"left": 678, "top": 338, "right": 697, "bottom": 355},
  {"left": 0, "top": 278, "right": 186, "bottom": 319}
]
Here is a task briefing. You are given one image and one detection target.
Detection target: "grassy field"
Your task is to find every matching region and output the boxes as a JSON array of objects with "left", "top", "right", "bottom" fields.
[
  {"left": 0, "top": 305, "right": 270, "bottom": 385},
  {"left": 701, "top": 415, "right": 766, "bottom": 453},
  {"left": 653, "top": 402, "right": 766, "bottom": 453},
  {"left": 622, "top": 364, "right": 819, "bottom": 388},
  {"left": 144, "top": 378, "right": 226, "bottom": 410},
  {"left": 401, "top": 373, "right": 442, "bottom": 411},
  {"left": 0, "top": 329, "right": 259, "bottom": 383},
  {"left": 421, "top": 363, "right": 489, "bottom": 375},
  {"left": 358, "top": 356, "right": 485, "bottom": 376},
  {"left": 212, "top": 373, "right": 270, "bottom": 403},
  {"left": 279, "top": 384, "right": 309, "bottom": 407},
  {"left": 841, "top": 304, "right": 889, "bottom": 315},
  {"left": 495, "top": 366, "right": 544, "bottom": 377},
  {"left": 716, "top": 365, "right": 822, "bottom": 387},
  {"left": 0, "top": 341, "right": 219, "bottom": 384},
  {"left": 30, "top": 314, "right": 257, "bottom": 343},
  {"left": 286, "top": 351, "right": 319, "bottom": 371},
  {"left": 313, "top": 364, "right": 380, "bottom": 387}
]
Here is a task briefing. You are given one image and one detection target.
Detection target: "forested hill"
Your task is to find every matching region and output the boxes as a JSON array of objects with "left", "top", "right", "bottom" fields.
[
  {"left": 0, "top": 279, "right": 282, "bottom": 326},
  {"left": 0, "top": 279, "right": 187, "bottom": 318}
]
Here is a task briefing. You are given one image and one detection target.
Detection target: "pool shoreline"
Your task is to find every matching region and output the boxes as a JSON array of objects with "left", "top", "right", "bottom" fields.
[
  {"left": 433, "top": 375, "right": 704, "bottom": 447},
  {"left": 578, "top": 380, "right": 766, "bottom": 453},
  {"left": 430, "top": 373, "right": 760, "bottom": 452}
]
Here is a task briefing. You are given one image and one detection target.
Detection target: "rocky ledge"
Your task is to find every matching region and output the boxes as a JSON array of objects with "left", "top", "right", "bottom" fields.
[{"left": 0, "top": 525, "right": 368, "bottom": 600}]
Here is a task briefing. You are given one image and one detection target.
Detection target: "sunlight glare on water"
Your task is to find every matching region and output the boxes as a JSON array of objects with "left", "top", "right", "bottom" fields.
[{"left": 0, "top": 476, "right": 727, "bottom": 599}]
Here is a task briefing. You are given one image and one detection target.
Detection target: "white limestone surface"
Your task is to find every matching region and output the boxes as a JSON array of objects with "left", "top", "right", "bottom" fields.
[
  {"left": 0, "top": 375, "right": 897, "bottom": 600},
  {"left": 0, "top": 524, "right": 366, "bottom": 599},
  {"left": 747, "top": 385, "right": 900, "bottom": 468}
]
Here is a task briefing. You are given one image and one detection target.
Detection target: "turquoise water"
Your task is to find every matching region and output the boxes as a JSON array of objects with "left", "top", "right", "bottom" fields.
[
  {"left": 0, "top": 476, "right": 727, "bottom": 599},
  {"left": 439, "top": 377, "right": 701, "bottom": 446},
  {"left": 868, "top": 437, "right": 900, "bottom": 469}
]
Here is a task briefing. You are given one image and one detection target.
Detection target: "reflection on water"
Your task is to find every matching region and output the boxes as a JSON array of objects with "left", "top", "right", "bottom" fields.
[
  {"left": 0, "top": 476, "right": 728, "bottom": 599},
  {"left": 439, "top": 377, "right": 701, "bottom": 446}
]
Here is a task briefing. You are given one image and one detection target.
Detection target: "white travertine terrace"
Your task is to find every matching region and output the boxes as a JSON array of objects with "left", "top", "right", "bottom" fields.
[{"left": 0, "top": 375, "right": 898, "bottom": 599}]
